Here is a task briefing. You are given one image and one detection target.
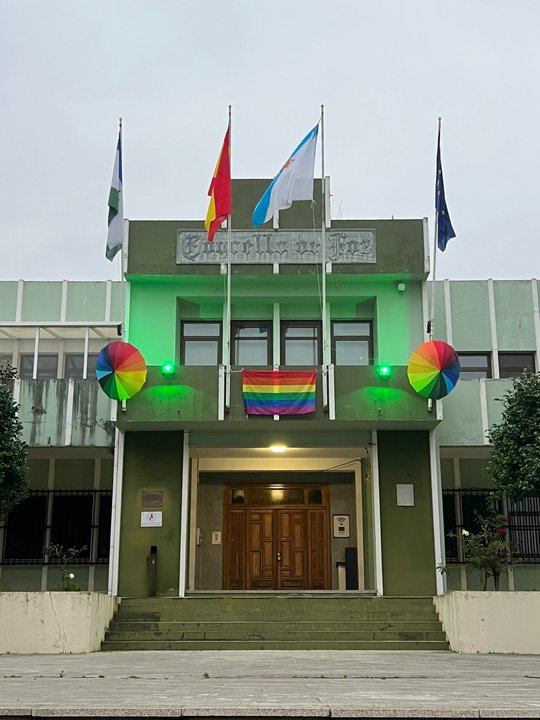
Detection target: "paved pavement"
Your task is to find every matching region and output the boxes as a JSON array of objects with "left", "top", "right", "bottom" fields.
[{"left": 1, "top": 650, "right": 540, "bottom": 718}]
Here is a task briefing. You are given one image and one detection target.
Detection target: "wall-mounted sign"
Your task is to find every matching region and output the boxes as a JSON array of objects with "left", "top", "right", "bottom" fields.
[
  {"left": 177, "top": 229, "right": 376, "bottom": 265},
  {"left": 396, "top": 484, "right": 415, "bottom": 507},
  {"left": 141, "top": 491, "right": 163, "bottom": 508},
  {"left": 141, "top": 511, "right": 162, "bottom": 527},
  {"left": 333, "top": 514, "right": 350, "bottom": 538}
]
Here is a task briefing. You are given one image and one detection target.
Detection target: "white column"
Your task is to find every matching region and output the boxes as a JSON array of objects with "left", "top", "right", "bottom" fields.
[
  {"left": 188, "top": 457, "right": 199, "bottom": 591},
  {"left": 41, "top": 458, "right": 55, "bottom": 591},
  {"left": 443, "top": 279, "right": 453, "bottom": 345},
  {"left": 178, "top": 430, "right": 190, "bottom": 597},
  {"left": 429, "top": 430, "right": 446, "bottom": 595},
  {"left": 370, "top": 429, "right": 384, "bottom": 596},
  {"left": 354, "top": 459, "right": 365, "bottom": 591},
  {"left": 531, "top": 279, "right": 540, "bottom": 374},
  {"left": 487, "top": 279, "right": 500, "bottom": 378},
  {"left": 108, "top": 428, "right": 125, "bottom": 596}
]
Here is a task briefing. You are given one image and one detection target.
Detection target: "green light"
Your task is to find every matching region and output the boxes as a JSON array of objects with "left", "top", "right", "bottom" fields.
[
  {"left": 161, "top": 362, "right": 176, "bottom": 377},
  {"left": 377, "top": 364, "right": 392, "bottom": 380}
]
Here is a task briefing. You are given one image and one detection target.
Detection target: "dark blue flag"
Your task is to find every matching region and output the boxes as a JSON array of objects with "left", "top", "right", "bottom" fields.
[{"left": 435, "top": 127, "right": 456, "bottom": 251}]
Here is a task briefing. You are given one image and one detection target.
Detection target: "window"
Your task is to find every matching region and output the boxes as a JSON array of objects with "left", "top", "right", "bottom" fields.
[
  {"left": 1, "top": 490, "right": 112, "bottom": 565},
  {"left": 231, "top": 322, "right": 272, "bottom": 365},
  {"left": 498, "top": 352, "right": 536, "bottom": 379},
  {"left": 442, "top": 489, "right": 540, "bottom": 563},
  {"left": 3, "top": 495, "right": 47, "bottom": 560},
  {"left": 281, "top": 322, "right": 322, "bottom": 366},
  {"left": 51, "top": 495, "right": 92, "bottom": 558},
  {"left": 458, "top": 353, "right": 492, "bottom": 379},
  {"left": 331, "top": 322, "right": 372, "bottom": 365},
  {"left": 19, "top": 353, "right": 59, "bottom": 380},
  {"left": 64, "top": 353, "right": 98, "bottom": 379},
  {"left": 0, "top": 354, "right": 11, "bottom": 368},
  {"left": 181, "top": 322, "right": 222, "bottom": 366}
]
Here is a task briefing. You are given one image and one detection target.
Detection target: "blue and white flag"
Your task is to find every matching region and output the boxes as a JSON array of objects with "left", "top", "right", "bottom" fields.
[{"left": 253, "top": 124, "right": 319, "bottom": 227}]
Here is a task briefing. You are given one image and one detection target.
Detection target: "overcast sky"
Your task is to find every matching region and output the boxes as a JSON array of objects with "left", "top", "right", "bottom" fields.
[{"left": 1, "top": 0, "right": 539, "bottom": 282}]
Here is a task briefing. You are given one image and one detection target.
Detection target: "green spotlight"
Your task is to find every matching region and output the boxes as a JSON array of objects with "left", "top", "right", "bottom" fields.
[
  {"left": 161, "top": 361, "right": 176, "bottom": 377},
  {"left": 377, "top": 364, "right": 392, "bottom": 380}
]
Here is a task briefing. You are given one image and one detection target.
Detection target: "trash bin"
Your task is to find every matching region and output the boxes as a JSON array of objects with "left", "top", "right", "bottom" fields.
[
  {"left": 336, "top": 561, "right": 347, "bottom": 591},
  {"left": 344, "top": 547, "right": 359, "bottom": 590},
  {"left": 147, "top": 545, "right": 158, "bottom": 597}
]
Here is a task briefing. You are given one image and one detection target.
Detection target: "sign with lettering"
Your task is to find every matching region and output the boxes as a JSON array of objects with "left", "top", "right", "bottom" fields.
[{"left": 176, "top": 229, "right": 376, "bottom": 265}]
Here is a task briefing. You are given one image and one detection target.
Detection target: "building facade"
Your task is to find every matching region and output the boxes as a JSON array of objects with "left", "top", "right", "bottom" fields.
[{"left": 1, "top": 179, "right": 539, "bottom": 597}]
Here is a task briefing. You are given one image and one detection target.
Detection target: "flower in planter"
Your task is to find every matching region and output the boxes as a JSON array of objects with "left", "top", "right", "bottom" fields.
[
  {"left": 43, "top": 544, "right": 87, "bottom": 591},
  {"left": 440, "top": 510, "right": 515, "bottom": 590}
]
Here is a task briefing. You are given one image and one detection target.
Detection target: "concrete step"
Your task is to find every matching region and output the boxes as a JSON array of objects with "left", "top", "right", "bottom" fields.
[
  {"left": 105, "top": 628, "right": 447, "bottom": 642},
  {"left": 102, "top": 596, "right": 448, "bottom": 651},
  {"left": 101, "top": 639, "right": 450, "bottom": 651},
  {"left": 109, "top": 620, "right": 445, "bottom": 634}
]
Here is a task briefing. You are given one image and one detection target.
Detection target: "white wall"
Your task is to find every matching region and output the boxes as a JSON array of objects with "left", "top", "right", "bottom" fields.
[
  {"left": 0, "top": 592, "right": 117, "bottom": 654},
  {"left": 435, "top": 591, "right": 540, "bottom": 654}
]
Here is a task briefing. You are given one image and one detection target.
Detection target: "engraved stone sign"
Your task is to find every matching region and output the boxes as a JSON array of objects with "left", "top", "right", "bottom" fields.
[{"left": 176, "top": 229, "right": 376, "bottom": 265}]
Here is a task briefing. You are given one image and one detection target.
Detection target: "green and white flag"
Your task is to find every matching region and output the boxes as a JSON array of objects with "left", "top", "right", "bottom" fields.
[{"left": 106, "top": 129, "right": 124, "bottom": 261}]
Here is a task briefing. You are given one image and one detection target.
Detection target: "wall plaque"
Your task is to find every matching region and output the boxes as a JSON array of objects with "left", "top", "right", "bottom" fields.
[{"left": 176, "top": 229, "right": 376, "bottom": 265}]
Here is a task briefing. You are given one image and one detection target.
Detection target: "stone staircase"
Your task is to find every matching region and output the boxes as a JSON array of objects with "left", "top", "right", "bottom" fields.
[{"left": 101, "top": 594, "right": 449, "bottom": 651}]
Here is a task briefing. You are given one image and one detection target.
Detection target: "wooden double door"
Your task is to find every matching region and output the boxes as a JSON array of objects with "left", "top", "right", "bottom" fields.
[{"left": 224, "top": 491, "right": 330, "bottom": 590}]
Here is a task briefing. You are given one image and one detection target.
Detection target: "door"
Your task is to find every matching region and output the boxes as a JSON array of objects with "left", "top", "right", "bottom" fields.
[{"left": 223, "top": 490, "right": 330, "bottom": 590}]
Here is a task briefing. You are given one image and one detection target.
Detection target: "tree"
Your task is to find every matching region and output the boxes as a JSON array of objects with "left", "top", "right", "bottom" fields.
[
  {"left": 488, "top": 371, "right": 540, "bottom": 498},
  {"left": 0, "top": 364, "right": 28, "bottom": 514}
]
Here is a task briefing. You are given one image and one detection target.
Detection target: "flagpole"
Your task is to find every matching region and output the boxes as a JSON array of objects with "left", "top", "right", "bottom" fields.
[
  {"left": 118, "top": 116, "right": 126, "bottom": 341},
  {"left": 321, "top": 104, "right": 328, "bottom": 366},
  {"left": 226, "top": 106, "right": 232, "bottom": 403},
  {"left": 429, "top": 117, "right": 441, "bottom": 341}
]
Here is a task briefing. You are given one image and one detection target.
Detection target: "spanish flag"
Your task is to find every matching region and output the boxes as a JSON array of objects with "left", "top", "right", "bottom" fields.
[{"left": 205, "top": 126, "right": 232, "bottom": 242}]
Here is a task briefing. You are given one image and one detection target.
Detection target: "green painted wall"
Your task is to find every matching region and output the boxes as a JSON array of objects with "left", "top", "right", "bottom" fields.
[
  {"left": 448, "top": 281, "right": 492, "bottom": 350},
  {"left": 21, "top": 282, "right": 62, "bottom": 322},
  {"left": 0, "top": 282, "right": 18, "bottom": 321},
  {"left": 66, "top": 282, "right": 107, "bottom": 321},
  {"left": 494, "top": 281, "right": 536, "bottom": 350},
  {"left": 378, "top": 431, "right": 436, "bottom": 596},
  {"left": 119, "top": 432, "right": 183, "bottom": 597}
]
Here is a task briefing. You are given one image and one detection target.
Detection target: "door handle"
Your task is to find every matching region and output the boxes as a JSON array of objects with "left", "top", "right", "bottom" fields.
[{"left": 277, "top": 552, "right": 282, "bottom": 561}]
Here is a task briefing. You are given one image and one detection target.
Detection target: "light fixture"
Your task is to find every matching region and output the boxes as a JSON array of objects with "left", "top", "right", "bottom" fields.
[
  {"left": 394, "top": 280, "right": 406, "bottom": 294},
  {"left": 161, "top": 361, "right": 176, "bottom": 376},
  {"left": 270, "top": 444, "right": 288, "bottom": 453},
  {"left": 377, "top": 364, "right": 392, "bottom": 380}
]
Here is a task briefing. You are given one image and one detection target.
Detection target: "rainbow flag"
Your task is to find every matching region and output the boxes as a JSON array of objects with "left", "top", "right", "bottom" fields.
[{"left": 242, "top": 370, "right": 316, "bottom": 415}]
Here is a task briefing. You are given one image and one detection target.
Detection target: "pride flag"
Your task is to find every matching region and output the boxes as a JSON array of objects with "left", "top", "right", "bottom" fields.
[{"left": 242, "top": 370, "right": 316, "bottom": 415}]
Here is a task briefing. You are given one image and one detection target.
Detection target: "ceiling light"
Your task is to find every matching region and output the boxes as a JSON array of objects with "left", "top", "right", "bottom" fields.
[{"left": 270, "top": 444, "right": 288, "bottom": 453}]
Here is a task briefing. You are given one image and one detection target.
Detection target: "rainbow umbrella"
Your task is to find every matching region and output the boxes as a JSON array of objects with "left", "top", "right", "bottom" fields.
[
  {"left": 96, "top": 341, "right": 147, "bottom": 401},
  {"left": 407, "top": 340, "right": 460, "bottom": 400}
]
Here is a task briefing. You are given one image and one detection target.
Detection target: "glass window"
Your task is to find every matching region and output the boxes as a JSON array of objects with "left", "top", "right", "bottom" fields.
[
  {"left": 231, "top": 322, "right": 272, "bottom": 365},
  {"left": 2, "top": 491, "right": 112, "bottom": 564},
  {"left": 181, "top": 322, "right": 222, "bottom": 365},
  {"left": 458, "top": 353, "right": 492, "bottom": 379},
  {"left": 51, "top": 496, "right": 92, "bottom": 559},
  {"left": 498, "top": 353, "right": 536, "bottom": 379},
  {"left": 3, "top": 495, "right": 47, "bottom": 560},
  {"left": 64, "top": 353, "right": 98, "bottom": 379},
  {"left": 19, "top": 353, "right": 59, "bottom": 379},
  {"left": 332, "top": 321, "right": 372, "bottom": 365},
  {"left": 281, "top": 322, "right": 321, "bottom": 366},
  {"left": 0, "top": 354, "right": 12, "bottom": 368}
]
